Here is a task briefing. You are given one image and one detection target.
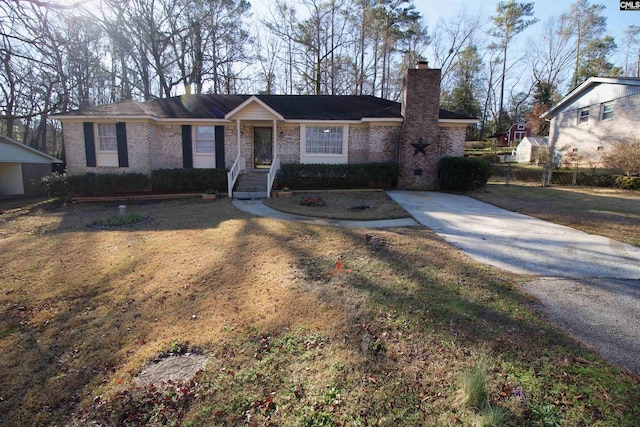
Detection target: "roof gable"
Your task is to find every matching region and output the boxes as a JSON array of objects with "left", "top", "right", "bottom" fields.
[
  {"left": 225, "top": 96, "right": 284, "bottom": 120},
  {"left": 542, "top": 77, "right": 640, "bottom": 119}
]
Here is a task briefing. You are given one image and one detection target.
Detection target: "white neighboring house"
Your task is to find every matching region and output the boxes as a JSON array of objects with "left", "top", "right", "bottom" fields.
[
  {"left": 541, "top": 77, "right": 640, "bottom": 166},
  {"left": 0, "top": 135, "right": 62, "bottom": 196},
  {"left": 515, "top": 137, "right": 549, "bottom": 163}
]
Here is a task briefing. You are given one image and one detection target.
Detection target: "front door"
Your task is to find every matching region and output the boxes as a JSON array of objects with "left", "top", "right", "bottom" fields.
[{"left": 253, "top": 127, "right": 273, "bottom": 169}]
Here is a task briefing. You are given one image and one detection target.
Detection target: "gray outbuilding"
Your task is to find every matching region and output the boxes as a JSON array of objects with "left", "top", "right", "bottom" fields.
[{"left": 0, "top": 135, "right": 62, "bottom": 196}]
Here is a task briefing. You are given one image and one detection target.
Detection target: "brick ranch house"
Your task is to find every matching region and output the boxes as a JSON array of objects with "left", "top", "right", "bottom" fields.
[
  {"left": 55, "top": 63, "right": 477, "bottom": 195},
  {"left": 541, "top": 76, "right": 640, "bottom": 166}
]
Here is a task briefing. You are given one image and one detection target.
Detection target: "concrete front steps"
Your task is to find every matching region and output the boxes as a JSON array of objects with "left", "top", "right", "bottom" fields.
[{"left": 233, "top": 172, "right": 268, "bottom": 199}]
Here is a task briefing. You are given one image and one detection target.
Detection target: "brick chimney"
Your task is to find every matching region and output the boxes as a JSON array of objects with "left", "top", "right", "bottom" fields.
[{"left": 399, "top": 63, "right": 441, "bottom": 189}]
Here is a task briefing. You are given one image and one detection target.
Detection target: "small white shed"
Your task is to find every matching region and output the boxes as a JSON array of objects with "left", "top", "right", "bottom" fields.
[
  {"left": 515, "top": 137, "right": 549, "bottom": 163},
  {"left": 0, "top": 135, "right": 63, "bottom": 196}
]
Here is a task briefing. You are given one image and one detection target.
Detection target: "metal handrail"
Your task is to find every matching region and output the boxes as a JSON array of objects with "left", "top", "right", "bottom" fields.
[
  {"left": 266, "top": 155, "right": 280, "bottom": 198},
  {"left": 227, "top": 155, "right": 245, "bottom": 198}
]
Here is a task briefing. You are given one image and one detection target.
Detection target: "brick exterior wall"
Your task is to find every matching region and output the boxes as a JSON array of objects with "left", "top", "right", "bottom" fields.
[
  {"left": 399, "top": 67, "right": 442, "bottom": 189},
  {"left": 276, "top": 125, "right": 301, "bottom": 165},
  {"left": 154, "top": 124, "right": 183, "bottom": 169},
  {"left": 63, "top": 121, "right": 152, "bottom": 175},
  {"left": 62, "top": 122, "right": 86, "bottom": 176},
  {"left": 549, "top": 93, "right": 640, "bottom": 165}
]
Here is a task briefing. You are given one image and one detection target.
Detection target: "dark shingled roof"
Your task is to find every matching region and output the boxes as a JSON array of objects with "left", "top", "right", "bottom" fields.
[{"left": 57, "top": 94, "right": 476, "bottom": 121}]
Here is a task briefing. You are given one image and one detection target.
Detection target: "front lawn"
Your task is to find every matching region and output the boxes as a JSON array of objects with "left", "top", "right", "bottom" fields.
[
  {"left": 0, "top": 198, "right": 638, "bottom": 426},
  {"left": 471, "top": 183, "right": 640, "bottom": 247}
]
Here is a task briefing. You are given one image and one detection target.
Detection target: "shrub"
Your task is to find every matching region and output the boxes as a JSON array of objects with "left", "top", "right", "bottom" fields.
[
  {"left": 602, "top": 137, "right": 640, "bottom": 176},
  {"left": 40, "top": 173, "right": 69, "bottom": 198},
  {"left": 151, "top": 168, "right": 227, "bottom": 193},
  {"left": 613, "top": 175, "right": 640, "bottom": 190},
  {"left": 66, "top": 173, "right": 150, "bottom": 196},
  {"left": 276, "top": 162, "right": 399, "bottom": 190},
  {"left": 439, "top": 157, "right": 491, "bottom": 191}
]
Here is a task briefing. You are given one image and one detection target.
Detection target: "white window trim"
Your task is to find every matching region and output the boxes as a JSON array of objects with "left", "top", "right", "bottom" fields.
[
  {"left": 193, "top": 125, "right": 216, "bottom": 168},
  {"left": 300, "top": 124, "right": 348, "bottom": 164},
  {"left": 97, "top": 123, "right": 117, "bottom": 152},
  {"left": 95, "top": 123, "right": 118, "bottom": 167},
  {"left": 600, "top": 102, "right": 614, "bottom": 121},
  {"left": 577, "top": 108, "right": 589, "bottom": 126}
]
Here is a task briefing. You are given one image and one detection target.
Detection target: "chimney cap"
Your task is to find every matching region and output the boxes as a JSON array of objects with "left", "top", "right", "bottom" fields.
[{"left": 416, "top": 61, "right": 429, "bottom": 69}]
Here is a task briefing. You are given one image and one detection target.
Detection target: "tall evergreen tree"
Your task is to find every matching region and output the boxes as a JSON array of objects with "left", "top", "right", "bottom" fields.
[
  {"left": 488, "top": 1, "right": 538, "bottom": 132},
  {"left": 561, "top": 0, "right": 608, "bottom": 89}
]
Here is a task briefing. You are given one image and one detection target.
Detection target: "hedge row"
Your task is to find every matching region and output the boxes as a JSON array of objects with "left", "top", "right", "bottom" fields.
[
  {"left": 151, "top": 168, "right": 227, "bottom": 193},
  {"left": 439, "top": 157, "right": 491, "bottom": 191},
  {"left": 491, "top": 165, "right": 640, "bottom": 189},
  {"left": 41, "top": 168, "right": 228, "bottom": 197},
  {"left": 275, "top": 162, "right": 399, "bottom": 190}
]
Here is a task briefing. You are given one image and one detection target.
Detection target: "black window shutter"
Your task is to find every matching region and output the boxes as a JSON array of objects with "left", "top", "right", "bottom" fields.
[
  {"left": 83, "top": 122, "right": 96, "bottom": 167},
  {"left": 182, "top": 125, "right": 193, "bottom": 168},
  {"left": 215, "top": 125, "right": 225, "bottom": 169},
  {"left": 116, "top": 122, "right": 129, "bottom": 167}
]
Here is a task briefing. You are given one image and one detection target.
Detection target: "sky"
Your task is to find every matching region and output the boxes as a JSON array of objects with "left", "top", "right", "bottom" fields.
[
  {"left": 251, "top": 0, "right": 639, "bottom": 70},
  {"left": 414, "top": 0, "right": 638, "bottom": 63}
]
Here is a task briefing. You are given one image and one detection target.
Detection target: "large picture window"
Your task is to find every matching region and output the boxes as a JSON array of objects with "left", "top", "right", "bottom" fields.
[
  {"left": 305, "top": 126, "right": 343, "bottom": 154},
  {"left": 195, "top": 126, "right": 215, "bottom": 153},
  {"left": 98, "top": 123, "right": 117, "bottom": 151}
]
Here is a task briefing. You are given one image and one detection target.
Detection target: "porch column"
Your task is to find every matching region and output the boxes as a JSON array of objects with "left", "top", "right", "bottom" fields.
[
  {"left": 236, "top": 119, "right": 241, "bottom": 158},
  {"left": 273, "top": 119, "right": 277, "bottom": 158}
]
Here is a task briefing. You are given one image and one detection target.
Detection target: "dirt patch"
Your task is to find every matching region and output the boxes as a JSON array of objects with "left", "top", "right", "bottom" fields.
[{"left": 263, "top": 190, "right": 410, "bottom": 220}]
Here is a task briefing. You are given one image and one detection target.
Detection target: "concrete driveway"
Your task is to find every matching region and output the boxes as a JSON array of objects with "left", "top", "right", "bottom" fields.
[{"left": 387, "top": 190, "right": 640, "bottom": 375}]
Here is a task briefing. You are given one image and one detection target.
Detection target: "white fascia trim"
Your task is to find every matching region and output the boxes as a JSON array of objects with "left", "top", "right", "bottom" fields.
[
  {"left": 287, "top": 119, "right": 361, "bottom": 124},
  {"left": 154, "top": 118, "right": 231, "bottom": 124},
  {"left": 361, "top": 117, "right": 403, "bottom": 122},
  {"left": 439, "top": 119, "right": 478, "bottom": 125},
  {"left": 224, "top": 95, "right": 284, "bottom": 120},
  {"left": 55, "top": 115, "right": 231, "bottom": 124}
]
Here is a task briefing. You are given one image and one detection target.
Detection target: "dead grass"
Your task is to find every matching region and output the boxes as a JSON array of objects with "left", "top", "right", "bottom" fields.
[
  {"left": 471, "top": 183, "right": 640, "bottom": 247},
  {"left": 1, "top": 198, "right": 639, "bottom": 426},
  {"left": 263, "top": 190, "right": 411, "bottom": 220}
]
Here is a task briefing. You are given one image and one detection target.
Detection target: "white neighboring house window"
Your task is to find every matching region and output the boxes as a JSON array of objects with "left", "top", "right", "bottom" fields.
[
  {"left": 577, "top": 108, "right": 589, "bottom": 125},
  {"left": 96, "top": 123, "right": 118, "bottom": 166},
  {"left": 601, "top": 102, "right": 614, "bottom": 120},
  {"left": 300, "top": 125, "right": 348, "bottom": 164},
  {"left": 193, "top": 126, "right": 215, "bottom": 168}
]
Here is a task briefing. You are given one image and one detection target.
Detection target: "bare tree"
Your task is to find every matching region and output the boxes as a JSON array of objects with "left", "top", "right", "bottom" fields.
[
  {"left": 430, "top": 11, "right": 483, "bottom": 95},
  {"left": 623, "top": 25, "right": 640, "bottom": 77}
]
